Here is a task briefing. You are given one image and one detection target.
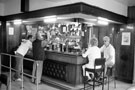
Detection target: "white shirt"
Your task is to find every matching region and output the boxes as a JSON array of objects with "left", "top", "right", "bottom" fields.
[
  {"left": 100, "top": 44, "right": 115, "bottom": 64},
  {"left": 82, "top": 46, "right": 101, "bottom": 69},
  {"left": 16, "top": 40, "right": 32, "bottom": 56}
]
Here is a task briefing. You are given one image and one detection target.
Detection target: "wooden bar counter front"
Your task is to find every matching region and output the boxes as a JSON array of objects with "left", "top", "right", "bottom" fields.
[{"left": 42, "top": 50, "right": 86, "bottom": 86}]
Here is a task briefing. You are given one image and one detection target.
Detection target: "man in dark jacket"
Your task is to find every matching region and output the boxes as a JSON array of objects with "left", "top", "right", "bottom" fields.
[{"left": 32, "top": 30, "right": 48, "bottom": 84}]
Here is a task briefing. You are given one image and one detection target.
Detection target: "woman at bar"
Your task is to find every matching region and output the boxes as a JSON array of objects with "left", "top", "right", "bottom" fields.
[{"left": 82, "top": 37, "right": 101, "bottom": 79}]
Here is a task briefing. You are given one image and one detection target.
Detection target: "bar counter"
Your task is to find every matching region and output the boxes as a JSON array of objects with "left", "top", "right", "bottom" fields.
[{"left": 42, "top": 50, "right": 87, "bottom": 85}]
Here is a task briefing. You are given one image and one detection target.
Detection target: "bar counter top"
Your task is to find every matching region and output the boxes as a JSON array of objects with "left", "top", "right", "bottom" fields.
[{"left": 45, "top": 50, "right": 86, "bottom": 65}]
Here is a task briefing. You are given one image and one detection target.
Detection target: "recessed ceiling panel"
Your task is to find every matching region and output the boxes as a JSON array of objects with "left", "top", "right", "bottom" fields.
[
  {"left": 114, "top": 0, "right": 135, "bottom": 6},
  {"left": 44, "top": 0, "right": 68, "bottom": 2}
]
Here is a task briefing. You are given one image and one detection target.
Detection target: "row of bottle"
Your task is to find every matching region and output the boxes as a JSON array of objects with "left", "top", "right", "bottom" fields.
[{"left": 44, "top": 43, "right": 81, "bottom": 54}]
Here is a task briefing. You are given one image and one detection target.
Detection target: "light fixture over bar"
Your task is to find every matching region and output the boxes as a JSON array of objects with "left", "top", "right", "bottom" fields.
[
  {"left": 97, "top": 20, "right": 109, "bottom": 25},
  {"left": 126, "top": 25, "right": 134, "bottom": 29},
  {"left": 13, "top": 19, "right": 22, "bottom": 25},
  {"left": 98, "top": 17, "right": 109, "bottom": 21},
  {"left": 97, "top": 17, "right": 109, "bottom": 25},
  {"left": 6, "top": 22, "right": 10, "bottom": 26},
  {"left": 43, "top": 15, "right": 57, "bottom": 23}
]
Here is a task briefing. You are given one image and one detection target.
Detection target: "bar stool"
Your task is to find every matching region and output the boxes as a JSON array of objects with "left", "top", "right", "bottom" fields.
[
  {"left": 84, "top": 58, "right": 106, "bottom": 90},
  {"left": 107, "top": 65, "right": 116, "bottom": 90}
]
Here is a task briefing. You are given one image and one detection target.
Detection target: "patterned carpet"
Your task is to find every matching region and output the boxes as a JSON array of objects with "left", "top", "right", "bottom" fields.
[
  {"left": 0, "top": 71, "right": 134, "bottom": 90},
  {"left": 1, "top": 78, "right": 134, "bottom": 90},
  {"left": 1, "top": 76, "right": 62, "bottom": 90},
  {"left": 127, "top": 86, "right": 135, "bottom": 90}
]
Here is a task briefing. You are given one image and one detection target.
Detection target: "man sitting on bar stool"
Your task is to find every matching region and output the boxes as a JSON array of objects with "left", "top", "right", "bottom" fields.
[
  {"left": 100, "top": 36, "right": 115, "bottom": 77},
  {"left": 82, "top": 37, "right": 101, "bottom": 80}
]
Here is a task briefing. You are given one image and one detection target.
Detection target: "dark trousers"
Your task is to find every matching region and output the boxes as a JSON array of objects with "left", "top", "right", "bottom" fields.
[
  {"left": 0, "top": 74, "right": 9, "bottom": 90},
  {"left": 32, "top": 61, "right": 43, "bottom": 84},
  {"left": 14, "top": 53, "right": 23, "bottom": 79}
]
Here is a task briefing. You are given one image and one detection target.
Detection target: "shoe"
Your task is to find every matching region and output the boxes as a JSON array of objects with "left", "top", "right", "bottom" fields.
[
  {"left": 15, "top": 78, "right": 22, "bottom": 81},
  {"left": 32, "top": 81, "right": 43, "bottom": 85},
  {"left": 83, "top": 76, "right": 89, "bottom": 83},
  {"left": 37, "top": 82, "right": 43, "bottom": 85}
]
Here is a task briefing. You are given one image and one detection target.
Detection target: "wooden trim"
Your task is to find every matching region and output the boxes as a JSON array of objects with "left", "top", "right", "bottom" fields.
[
  {"left": 0, "top": 16, "right": 3, "bottom": 21},
  {"left": 21, "top": 0, "right": 29, "bottom": 12},
  {"left": 45, "top": 51, "right": 85, "bottom": 65},
  {"left": 128, "top": 6, "right": 135, "bottom": 23},
  {"left": 0, "top": 21, "right": 7, "bottom": 52},
  {"left": 4, "top": 3, "right": 82, "bottom": 21},
  {"left": 3, "top": 2, "right": 127, "bottom": 23}
]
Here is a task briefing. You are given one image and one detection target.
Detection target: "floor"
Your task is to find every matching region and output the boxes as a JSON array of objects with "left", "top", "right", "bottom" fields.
[{"left": 1, "top": 75, "right": 135, "bottom": 90}]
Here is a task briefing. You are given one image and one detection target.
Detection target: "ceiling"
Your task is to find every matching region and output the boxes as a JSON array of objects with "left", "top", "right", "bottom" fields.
[
  {"left": 0, "top": 0, "right": 135, "bottom": 6},
  {"left": 114, "top": 0, "right": 135, "bottom": 6}
]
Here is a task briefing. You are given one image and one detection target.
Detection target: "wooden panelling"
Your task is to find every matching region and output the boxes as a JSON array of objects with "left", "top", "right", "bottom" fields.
[
  {"left": 128, "top": 6, "right": 135, "bottom": 23},
  {"left": 21, "top": 0, "right": 29, "bottom": 12},
  {"left": 116, "top": 25, "right": 135, "bottom": 83},
  {"left": 98, "top": 26, "right": 108, "bottom": 47},
  {"left": 0, "top": 21, "right": 7, "bottom": 53},
  {"left": 43, "top": 51, "right": 86, "bottom": 85},
  {"left": 0, "top": 16, "right": 3, "bottom": 21},
  {"left": 82, "top": 23, "right": 89, "bottom": 48},
  {"left": 66, "top": 64, "right": 83, "bottom": 84},
  {"left": 45, "top": 51, "right": 85, "bottom": 65},
  {"left": 93, "top": 26, "right": 99, "bottom": 40},
  {"left": 7, "top": 24, "right": 21, "bottom": 53}
]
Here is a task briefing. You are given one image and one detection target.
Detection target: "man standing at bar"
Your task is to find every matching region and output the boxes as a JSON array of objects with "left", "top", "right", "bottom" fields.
[
  {"left": 100, "top": 36, "right": 115, "bottom": 76},
  {"left": 14, "top": 35, "right": 33, "bottom": 81},
  {"left": 32, "top": 30, "right": 48, "bottom": 84}
]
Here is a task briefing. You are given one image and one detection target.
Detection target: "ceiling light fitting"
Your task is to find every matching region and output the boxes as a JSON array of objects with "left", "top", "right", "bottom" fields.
[
  {"left": 97, "top": 20, "right": 109, "bottom": 25},
  {"left": 43, "top": 15, "right": 57, "bottom": 23},
  {"left": 13, "top": 19, "right": 22, "bottom": 25}
]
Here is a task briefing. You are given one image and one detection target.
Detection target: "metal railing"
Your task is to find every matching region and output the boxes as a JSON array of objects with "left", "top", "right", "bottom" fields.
[{"left": 0, "top": 53, "right": 39, "bottom": 90}]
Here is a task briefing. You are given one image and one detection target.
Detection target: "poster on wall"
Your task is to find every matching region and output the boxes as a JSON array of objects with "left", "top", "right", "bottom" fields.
[
  {"left": 9, "top": 27, "right": 14, "bottom": 35},
  {"left": 121, "top": 32, "right": 131, "bottom": 45}
]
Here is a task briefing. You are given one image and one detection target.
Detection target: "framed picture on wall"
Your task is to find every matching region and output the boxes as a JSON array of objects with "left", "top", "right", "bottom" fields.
[
  {"left": 9, "top": 27, "right": 14, "bottom": 35},
  {"left": 121, "top": 32, "right": 131, "bottom": 45}
]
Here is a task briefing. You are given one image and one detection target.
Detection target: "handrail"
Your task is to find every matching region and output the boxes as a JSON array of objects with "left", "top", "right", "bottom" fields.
[
  {"left": 0, "top": 52, "right": 39, "bottom": 90},
  {"left": 1, "top": 53, "right": 35, "bottom": 62}
]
